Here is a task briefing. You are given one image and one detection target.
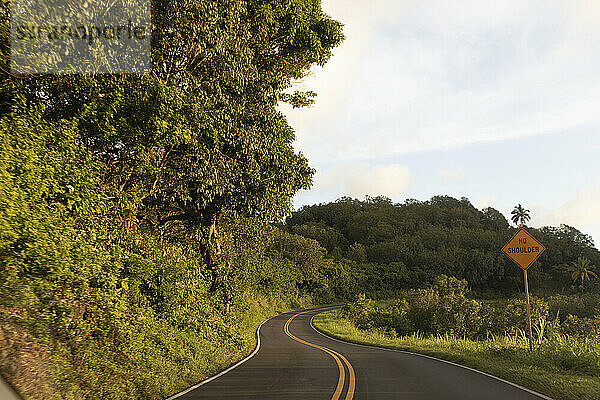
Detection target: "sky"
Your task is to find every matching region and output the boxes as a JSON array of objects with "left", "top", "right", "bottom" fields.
[{"left": 280, "top": 0, "right": 600, "bottom": 246}]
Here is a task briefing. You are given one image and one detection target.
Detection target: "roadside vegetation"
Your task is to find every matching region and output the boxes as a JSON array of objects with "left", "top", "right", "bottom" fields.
[
  {"left": 0, "top": 0, "right": 345, "bottom": 399},
  {"left": 313, "top": 276, "right": 600, "bottom": 400}
]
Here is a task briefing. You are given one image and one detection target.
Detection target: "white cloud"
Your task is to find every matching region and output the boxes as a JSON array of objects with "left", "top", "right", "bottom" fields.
[
  {"left": 438, "top": 166, "right": 466, "bottom": 183},
  {"left": 475, "top": 196, "right": 494, "bottom": 210},
  {"left": 283, "top": 0, "right": 600, "bottom": 164},
  {"left": 311, "top": 162, "right": 411, "bottom": 200},
  {"left": 287, "top": 1, "right": 600, "bottom": 245},
  {"left": 538, "top": 181, "right": 600, "bottom": 228}
]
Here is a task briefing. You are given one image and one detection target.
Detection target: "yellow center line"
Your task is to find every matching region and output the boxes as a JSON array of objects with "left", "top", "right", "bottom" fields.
[
  {"left": 338, "top": 352, "right": 355, "bottom": 400},
  {"left": 284, "top": 315, "right": 344, "bottom": 399},
  {"left": 283, "top": 309, "right": 356, "bottom": 400}
]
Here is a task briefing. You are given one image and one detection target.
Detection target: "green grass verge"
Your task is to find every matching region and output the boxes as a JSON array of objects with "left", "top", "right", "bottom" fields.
[
  {"left": 313, "top": 310, "right": 600, "bottom": 400},
  {"left": 1, "top": 295, "right": 314, "bottom": 400}
]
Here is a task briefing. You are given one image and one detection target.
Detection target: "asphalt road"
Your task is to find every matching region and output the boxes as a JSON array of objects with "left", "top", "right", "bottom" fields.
[
  {"left": 173, "top": 306, "right": 551, "bottom": 400},
  {"left": 0, "top": 375, "right": 21, "bottom": 400}
]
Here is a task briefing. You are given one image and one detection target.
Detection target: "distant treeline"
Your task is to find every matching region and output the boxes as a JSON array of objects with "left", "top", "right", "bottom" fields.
[{"left": 285, "top": 196, "right": 600, "bottom": 296}]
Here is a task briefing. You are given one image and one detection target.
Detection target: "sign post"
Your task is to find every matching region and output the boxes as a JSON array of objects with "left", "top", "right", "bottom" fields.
[
  {"left": 523, "top": 269, "right": 533, "bottom": 351},
  {"left": 501, "top": 228, "right": 546, "bottom": 351}
]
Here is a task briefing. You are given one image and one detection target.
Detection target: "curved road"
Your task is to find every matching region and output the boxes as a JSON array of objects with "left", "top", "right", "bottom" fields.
[{"left": 173, "top": 306, "right": 551, "bottom": 400}]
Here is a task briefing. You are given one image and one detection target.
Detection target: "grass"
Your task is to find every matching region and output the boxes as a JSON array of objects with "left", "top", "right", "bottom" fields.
[{"left": 313, "top": 309, "right": 600, "bottom": 400}]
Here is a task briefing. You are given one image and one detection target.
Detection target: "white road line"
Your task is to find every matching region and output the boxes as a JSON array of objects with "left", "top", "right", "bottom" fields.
[{"left": 309, "top": 312, "right": 555, "bottom": 400}]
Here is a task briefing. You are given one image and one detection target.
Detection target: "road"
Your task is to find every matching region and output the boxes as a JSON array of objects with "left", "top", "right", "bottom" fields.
[
  {"left": 0, "top": 375, "right": 22, "bottom": 400},
  {"left": 172, "top": 306, "right": 551, "bottom": 400}
]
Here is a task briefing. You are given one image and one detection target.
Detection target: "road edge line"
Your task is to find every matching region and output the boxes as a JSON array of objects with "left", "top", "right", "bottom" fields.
[
  {"left": 164, "top": 314, "right": 277, "bottom": 400},
  {"left": 309, "top": 313, "right": 555, "bottom": 400}
]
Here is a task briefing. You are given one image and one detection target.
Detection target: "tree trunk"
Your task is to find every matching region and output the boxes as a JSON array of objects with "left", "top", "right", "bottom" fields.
[
  {"left": 159, "top": 208, "right": 224, "bottom": 294},
  {"left": 205, "top": 211, "right": 223, "bottom": 293}
]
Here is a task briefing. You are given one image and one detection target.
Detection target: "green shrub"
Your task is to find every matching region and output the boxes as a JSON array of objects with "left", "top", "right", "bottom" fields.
[
  {"left": 561, "top": 315, "right": 600, "bottom": 338},
  {"left": 433, "top": 274, "right": 468, "bottom": 297},
  {"left": 489, "top": 297, "right": 549, "bottom": 335},
  {"left": 342, "top": 277, "right": 565, "bottom": 341},
  {"left": 346, "top": 294, "right": 375, "bottom": 329},
  {"left": 370, "top": 299, "right": 413, "bottom": 335},
  {"left": 433, "top": 294, "right": 482, "bottom": 337},
  {"left": 548, "top": 293, "right": 600, "bottom": 320},
  {"left": 403, "top": 288, "right": 439, "bottom": 334}
]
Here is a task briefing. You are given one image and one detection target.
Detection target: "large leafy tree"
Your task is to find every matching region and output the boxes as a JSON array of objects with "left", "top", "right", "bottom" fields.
[{"left": 0, "top": 0, "right": 344, "bottom": 288}]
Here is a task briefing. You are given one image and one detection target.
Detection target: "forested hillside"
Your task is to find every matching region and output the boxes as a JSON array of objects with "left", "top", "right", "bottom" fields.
[
  {"left": 286, "top": 196, "right": 600, "bottom": 296},
  {"left": 0, "top": 1, "right": 344, "bottom": 399}
]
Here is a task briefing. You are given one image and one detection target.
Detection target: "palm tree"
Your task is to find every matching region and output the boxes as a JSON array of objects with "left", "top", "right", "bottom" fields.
[
  {"left": 570, "top": 257, "right": 598, "bottom": 289},
  {"left": 511, "top": 204, "right": 531, "bottom": 227}
]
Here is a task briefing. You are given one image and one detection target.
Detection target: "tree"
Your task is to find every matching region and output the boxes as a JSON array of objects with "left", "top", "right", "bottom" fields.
[
  {"left": 285, "top": 195, "right": 600, "bottom": 294},
  {"left": 570, "top": 256, "right": 598, "bottom": 289},
  {"left": 482, "top": 207, "right": 509, "bottom": 230},
  {"left": 0, "top": 0, "right": 344, "bottom": 294},
  {"left": 347, "top": 243, "right": 367, "bottom": 263},
  {"left": 267, "top": 229, "right": 327, "bottom": 292},
  {"left": 291, "top": 222, "right": 348, "bottom": 252},
  {"left": 511, "top": 204, "right": 531, "bottom": 227}
]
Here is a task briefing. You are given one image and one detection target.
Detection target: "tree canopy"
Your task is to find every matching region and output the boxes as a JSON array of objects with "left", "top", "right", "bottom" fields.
[{"left": 0, "top": 0, "right": 344, "bottom": 285}]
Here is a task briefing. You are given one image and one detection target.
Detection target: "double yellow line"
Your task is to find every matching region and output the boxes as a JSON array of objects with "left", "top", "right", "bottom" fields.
[{"left": 283, "top": 309, "right": 355, "bottom": 400}]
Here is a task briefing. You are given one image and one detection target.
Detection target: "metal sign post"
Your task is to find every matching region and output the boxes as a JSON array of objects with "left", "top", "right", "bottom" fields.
[
  {"left": 523, "top": 269, "right": 533, "bottom": 352},
  {"left": 501, "top": 228, "right": 545, "bottom": 351}
]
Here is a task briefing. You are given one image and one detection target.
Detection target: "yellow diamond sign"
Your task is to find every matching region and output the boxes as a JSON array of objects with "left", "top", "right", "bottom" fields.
[{"left": 502, "top": 228, "right": 545, "bottom": 271}]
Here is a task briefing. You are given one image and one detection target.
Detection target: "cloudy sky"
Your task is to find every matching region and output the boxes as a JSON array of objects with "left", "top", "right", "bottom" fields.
[{"left": 280, "top": 0, "right": 600, "bottom": 246}]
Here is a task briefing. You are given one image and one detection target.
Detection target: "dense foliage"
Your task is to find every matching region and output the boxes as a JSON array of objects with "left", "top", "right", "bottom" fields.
[
  {"left": 286, "top": 196, "right": 600, "bottom": 296},
  {"left": 0, "top": 0, "right": 344, "bottom": 292},
  {"left": 0, "top": 90, "right": 335, "bottom": 400},
  {"left": 344, "top": 276, "right": 599, "bottom": 341}
]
